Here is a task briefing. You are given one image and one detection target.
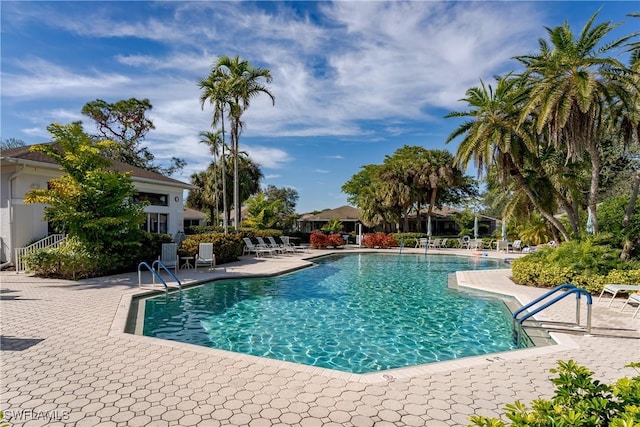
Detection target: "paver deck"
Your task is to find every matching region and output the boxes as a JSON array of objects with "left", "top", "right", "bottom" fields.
[{"left": 1, "top": 247, "right": 639, "bottom": 426}]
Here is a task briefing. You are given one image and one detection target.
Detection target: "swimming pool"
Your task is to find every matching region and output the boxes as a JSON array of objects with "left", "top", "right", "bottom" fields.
[{"left": 140, "top": 253, "right": 529, "bottom": 373}]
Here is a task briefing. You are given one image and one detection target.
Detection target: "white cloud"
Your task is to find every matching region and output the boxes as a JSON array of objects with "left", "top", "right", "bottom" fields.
[
  {"left": 315, "top": 169, "right": 330, "bottom": 174},
  {"left": 326, "top": 155, "right": 344, "bottom": 159},
  {"left": 244, "top": 145, "right": 293, "bottom": 169},
  {"left": 264, "top": 174, "right": 281, "bottom": 179}
]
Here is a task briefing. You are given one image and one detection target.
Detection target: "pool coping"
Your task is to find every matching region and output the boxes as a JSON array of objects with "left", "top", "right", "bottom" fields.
[{"left": 109, "top": 251, "right": 580, "bottom": 384}]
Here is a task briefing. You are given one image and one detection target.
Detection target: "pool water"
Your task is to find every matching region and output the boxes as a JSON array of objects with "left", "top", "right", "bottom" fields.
[{"left": 142, "top": 253, "right": 527, "bottom": 374}]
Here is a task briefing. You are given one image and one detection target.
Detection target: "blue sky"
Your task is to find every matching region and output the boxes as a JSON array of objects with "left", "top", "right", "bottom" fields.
[{"left": 1, "top": 1, "right": 637, "bottom": 213}]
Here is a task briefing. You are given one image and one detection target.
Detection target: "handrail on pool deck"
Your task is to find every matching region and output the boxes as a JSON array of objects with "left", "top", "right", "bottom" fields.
[
  {"left": 137, "top": 261, "right": 182, "bottom": 290},
  {"left": 513, "top": 283, "right": 592, "bottom": 345}
]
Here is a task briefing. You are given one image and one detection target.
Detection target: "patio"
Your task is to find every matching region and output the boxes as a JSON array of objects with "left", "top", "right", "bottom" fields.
[{"left": 1, "top": 247, "right": 638, "bottom": 426}]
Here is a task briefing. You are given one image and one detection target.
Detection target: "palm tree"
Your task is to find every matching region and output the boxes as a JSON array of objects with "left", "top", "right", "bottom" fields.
[
  {"left": 446, "top": 75, "right": 574, "bottom": 241},
  {"left": 210, "top": 55, "right": 274, "bottom": 230},
  {"left": 516, "top": 11, "right": 639, "bottom": 233},
  {"left": 198, "top": 73, "right": 231, "bottom": 233},
  {"left": 198, "top": 130, "right": 227, "bottom": 227}
]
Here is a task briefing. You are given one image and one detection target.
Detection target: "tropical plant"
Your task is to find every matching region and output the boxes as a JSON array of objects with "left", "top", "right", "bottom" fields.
[
  {"left": 198, "top": 129, "right": 227, "bottom": 226},
  {"left": 516, "top": 11, "right": 640, "bottom": 234},
  {"left": 200, "top": 55, "right": 274, "bottom": 230},
  {"left": 321, "top": 219, "right": 344, "bottom": 233},
  {"left": 243, "top": 193, "right": 283, "bottom": 230},
  {"left": 470, "top": 360, "right": 640, "bottom": 427}
]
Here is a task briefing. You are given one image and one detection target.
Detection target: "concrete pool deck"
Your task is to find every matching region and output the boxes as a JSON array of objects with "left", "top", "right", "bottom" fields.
[{"left": 1, "top": 247, "right": 639, "bottom": 426}]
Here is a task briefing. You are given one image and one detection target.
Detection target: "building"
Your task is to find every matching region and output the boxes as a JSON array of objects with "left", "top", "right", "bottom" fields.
[
  {"left": 183, "top": 207, "right": 207, "bottom": 229},
  {"left": 0, "top": 144, "right": 193, "bottom": 266}
]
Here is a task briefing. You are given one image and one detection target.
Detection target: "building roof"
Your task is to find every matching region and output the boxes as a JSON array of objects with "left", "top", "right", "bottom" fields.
[
  {"left": 183, "top": 207, "right": 206, "bottom": 220},
  {"left": 0, "top": 143, "right": 193, "bottom": 189},
  {"left": 301, "top": 205, "right": 362, "bottom": 222}
]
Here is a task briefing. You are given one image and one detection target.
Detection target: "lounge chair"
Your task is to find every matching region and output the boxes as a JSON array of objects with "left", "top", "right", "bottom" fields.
[
  {"left": 620, "top": 293, "right": 640, "bottom": 318},
  {"left": 195, "top": 243, "right": 216, "bottom": 271},
  {"left": 428, "top": 238, "right": 441, "bottom": 249},
  {"left": 280, "top": 236, "right": 303, "bottom": 253},
  {"left": 598, "top": 284, "right": 640, "bottom": 307},
  {"left": 511, "top": 240, "right": 523, "bottom": 252},
  {"left": 257, "top": 237, "right": 285, "bottom": 254},
  {"left": 242, "top": 238, "right": 276, "bottom": 257},
  {"left": 159, "top": 243, "right": 179, "bottom": 273},
  {"left": 268, "top": 236, "right": 295, "bottom": 254},
  {"left": 416, "top": 238, "right": 428, "bottom": 248},
  {"left": 469, "top": 239, "right": 483, "bottom": 250}
]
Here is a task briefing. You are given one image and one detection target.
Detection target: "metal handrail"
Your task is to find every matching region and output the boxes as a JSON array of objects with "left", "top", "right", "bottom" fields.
[
  {"left": 138, "top": 262, "right": 168, "bottom": 290},
  {"left": 513, "top": 283, "right": 592, "bottom": 345},
  {"left": 151, "top": 260, "right": 182, "bottom": 289}
]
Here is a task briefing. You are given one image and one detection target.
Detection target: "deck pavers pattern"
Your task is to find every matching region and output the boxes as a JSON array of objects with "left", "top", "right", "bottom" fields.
[{"left": 1, "top": 248, "right": 639, "bottom": 426}]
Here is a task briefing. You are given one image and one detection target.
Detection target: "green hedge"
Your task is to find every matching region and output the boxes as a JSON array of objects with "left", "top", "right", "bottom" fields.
[
  {"left": 180, "top": 233, "right": 244, "bottom": 264},
  {"left": 511, "top": 240, "right": 640, "bottom": 294}
]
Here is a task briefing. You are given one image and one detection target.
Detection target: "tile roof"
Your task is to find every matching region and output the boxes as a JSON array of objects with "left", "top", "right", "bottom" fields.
[{"left": 1, "top": 143, "right": 191, "bottom": 188}]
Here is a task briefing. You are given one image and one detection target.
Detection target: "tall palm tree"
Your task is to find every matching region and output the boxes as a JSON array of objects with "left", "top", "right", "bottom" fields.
[
  {"left": 198, "top": 130, "right": 226, "bottom": 227},
  {"left": 516, "top": 11, "right": 639, "bottom": 233},
  {"left": 446, "top": 75, "right": 574, "bottom": 241},
  {"left": 210, "top": 55, "right": 274, "bottom": 230},
  {"left": 198, "top": 74, "right": 231, "bottom": 233}
]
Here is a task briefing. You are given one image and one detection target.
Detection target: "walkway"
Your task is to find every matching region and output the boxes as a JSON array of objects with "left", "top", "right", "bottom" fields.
[{"left": 1, "top": 247, "right": 638, "bottom": 426}]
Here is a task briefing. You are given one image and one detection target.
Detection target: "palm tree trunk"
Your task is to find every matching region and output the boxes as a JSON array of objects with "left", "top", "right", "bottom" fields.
[
  {"left": 587, "top": 143, "right": 601, "bottom": 234},
  {"left": 623, "top": 169, "right": 639, "bottom": 230},
  {"left": 508, "top": 158, "right": 572, "bottom": 241},
  {"left": 221, "top": 108, "right": 228, "bottom": 234},
  {"left": 232, "top": 120, "right": 240, "bottom": 231}
]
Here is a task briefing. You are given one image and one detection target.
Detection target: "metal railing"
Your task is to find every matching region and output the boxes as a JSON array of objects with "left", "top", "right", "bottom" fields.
[
  {"left": 14, "top": 234, "right": 66, "bottom": 273},
  {"left": 513, "top": 283, "right": 592, "bottom": 345},
  {"left": 137, "top": 261, "right": 181, "bottom": 290}
]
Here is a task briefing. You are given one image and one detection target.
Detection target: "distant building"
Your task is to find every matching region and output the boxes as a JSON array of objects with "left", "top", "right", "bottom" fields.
[
  {"left": 0, "top": 144, "right": 194, "bottom": 266},
  {"left": 183, "top": 208, "right": 206, "bottom": 228}
]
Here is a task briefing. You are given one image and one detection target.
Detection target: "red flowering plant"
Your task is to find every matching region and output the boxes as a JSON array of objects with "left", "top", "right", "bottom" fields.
[
  {"left": 328, "top": 234, "right": 345, "bottom": 247},
  {"left": 310, "top": 231, "right": 329, "bottom": 249},
  {"left": 362, "top": 233, "right": 398, "bottom": 249}
]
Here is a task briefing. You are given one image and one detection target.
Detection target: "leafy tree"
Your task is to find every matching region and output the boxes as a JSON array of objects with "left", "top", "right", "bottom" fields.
[
  {"left": 264, "top": 185, "right": 299, "bottom": 230},
  {"left": 321, "top": 219, "right": 343, "bottom": 233},
  {"left": 24, "top": 122, "right": 145, "bottom": 264},
  {"left": 516, "top": 11, "right": 639, "bottom": 234},
  {"left": 199, "top": 56, "right": 274, "bottom": 230},
  {"left": 82, "top": 98, "right": 185, "bottom": 176},
  {"left": 243, "top": 193, "right": 282, "bottom": 230},
  {"left": 0, "top": 137, "right": 25, "bottom": 150}
]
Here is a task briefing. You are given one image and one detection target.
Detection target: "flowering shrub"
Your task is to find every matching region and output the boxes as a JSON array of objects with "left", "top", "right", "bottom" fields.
[
  {"left": 328, "top": 234, "right": 345, "bottom": 247},
  {"left": 310, "top": 231, "right": 329, "bottom": 248},
  {"left": 311, "top": 232, "right": 346, "bottom": 248},
  {"left": 362, "top": 233, "right": 398, "bottom": 249}
]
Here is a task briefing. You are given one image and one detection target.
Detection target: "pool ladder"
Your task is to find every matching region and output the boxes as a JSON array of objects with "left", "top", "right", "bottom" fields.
[
  {"left": 513, "top": 283, "right": 592, "bottom": 345},
  {"left": 138, "top": 261, "right": 182, "bottom": 291}
]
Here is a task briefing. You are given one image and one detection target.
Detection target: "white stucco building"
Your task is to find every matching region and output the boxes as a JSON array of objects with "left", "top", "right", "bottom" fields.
[{"left": 0, "top": 144, "right": 193, "bottom": 266}]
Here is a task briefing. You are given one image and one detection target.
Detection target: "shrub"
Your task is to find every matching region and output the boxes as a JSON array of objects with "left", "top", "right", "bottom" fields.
[
  {"left": 470, "top": 360, "right": 640, "bottom": 427},
  {"left": 327, "top": 234, "right": 346, "bottom": 247},
  {"left": 362, "top": 233, "right": 398, "bottom": 249},
  {"left": 391, "top": 233, "right": 428, "bottom": 248},
  {"left": 180, "top": 233, "right": 244, "bottom": 264},
  {"left": 24, "top": 236, "right": 107, "bottom": 279},
  {"left": 310, "top": 232, "right": 329, "bottom": 249}
]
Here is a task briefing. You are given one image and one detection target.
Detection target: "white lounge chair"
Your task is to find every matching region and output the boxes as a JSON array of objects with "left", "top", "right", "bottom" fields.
[
  {"left": 416, "top": 238, "right": 428, "bottom": 248},
  {"left": 268, "top": 236, "right": 295, "bottom": 254},
  {"left": 620, "top": 293, "right": 640, "bottom": 318},
  {"left": 281, "top": 236, "right": 303, "bottom": 253},
  {"left": 429, "top": 238, "right": 441, "bottom": 249},
  {"left": 159, "top": 243, "right": 179, "bottom": 273},
  {"left": 257, "top": 237, "right": 285, "bottom": 254},
  {"left": 598, "top": 284, "right": 640, "bottom": 307},
  {"left": 195, "top": 243, "right": 216, "bottom": 271},
  {"left": 243, "top": 238, "right": 276, "bottom": 257},
  {"left": 511, "top": 240, "right": 523, "bottom": 252}
]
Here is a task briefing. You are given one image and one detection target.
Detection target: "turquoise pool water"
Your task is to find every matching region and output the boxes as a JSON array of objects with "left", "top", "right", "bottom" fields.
[{"left": 142, "top": 253, "right": 526, "bottom": 373}]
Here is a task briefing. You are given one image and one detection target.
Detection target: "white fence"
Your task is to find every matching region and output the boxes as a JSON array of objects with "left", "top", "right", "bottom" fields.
[{"left": 14, "top": 234, "right": 66, "bottom": 273}]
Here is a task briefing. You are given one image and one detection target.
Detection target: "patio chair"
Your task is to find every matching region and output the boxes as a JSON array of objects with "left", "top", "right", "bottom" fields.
[
  {"left": 159, "top": 243, "right": 179, "bottom": 273},
  {"left": 416, "top": 238, "right": 429, "bottom": 248},
  {"left": 469, "top": 239, "right": 483, "bottom": 250},
  {"left": 598, "top": 284, "right": 640, "bottom": 307},
  {"left": 257, "top": 237, "right": 285, "bottom": 254},
  {"left": 243, "top": 238, "right": 276, "bottom": 257},
  {"left": 428, "top": 238, "right": 441, "bottom": 249},
  {"left": 195, "top": 243, "right": 216, "bottom": 271},
  {"left": 620, "top": 293, "right": 640, "bottom": 318},
  {"left": 280, "top": 236, "right": 303, "bottom": 253},
  {"left": 268, "top": 236, "right": 295, "bottom": 254},
  {"left": 511, "top": 240, "right": 523, "bottom": 251}
]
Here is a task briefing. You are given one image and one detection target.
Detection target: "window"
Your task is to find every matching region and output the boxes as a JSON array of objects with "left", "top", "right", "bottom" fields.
[
  {"left": 134, "top": 192, "right": 168, "bottom": 206},
  {"left": 144, "top": 213, "right": 168, "bottom": 234}
]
